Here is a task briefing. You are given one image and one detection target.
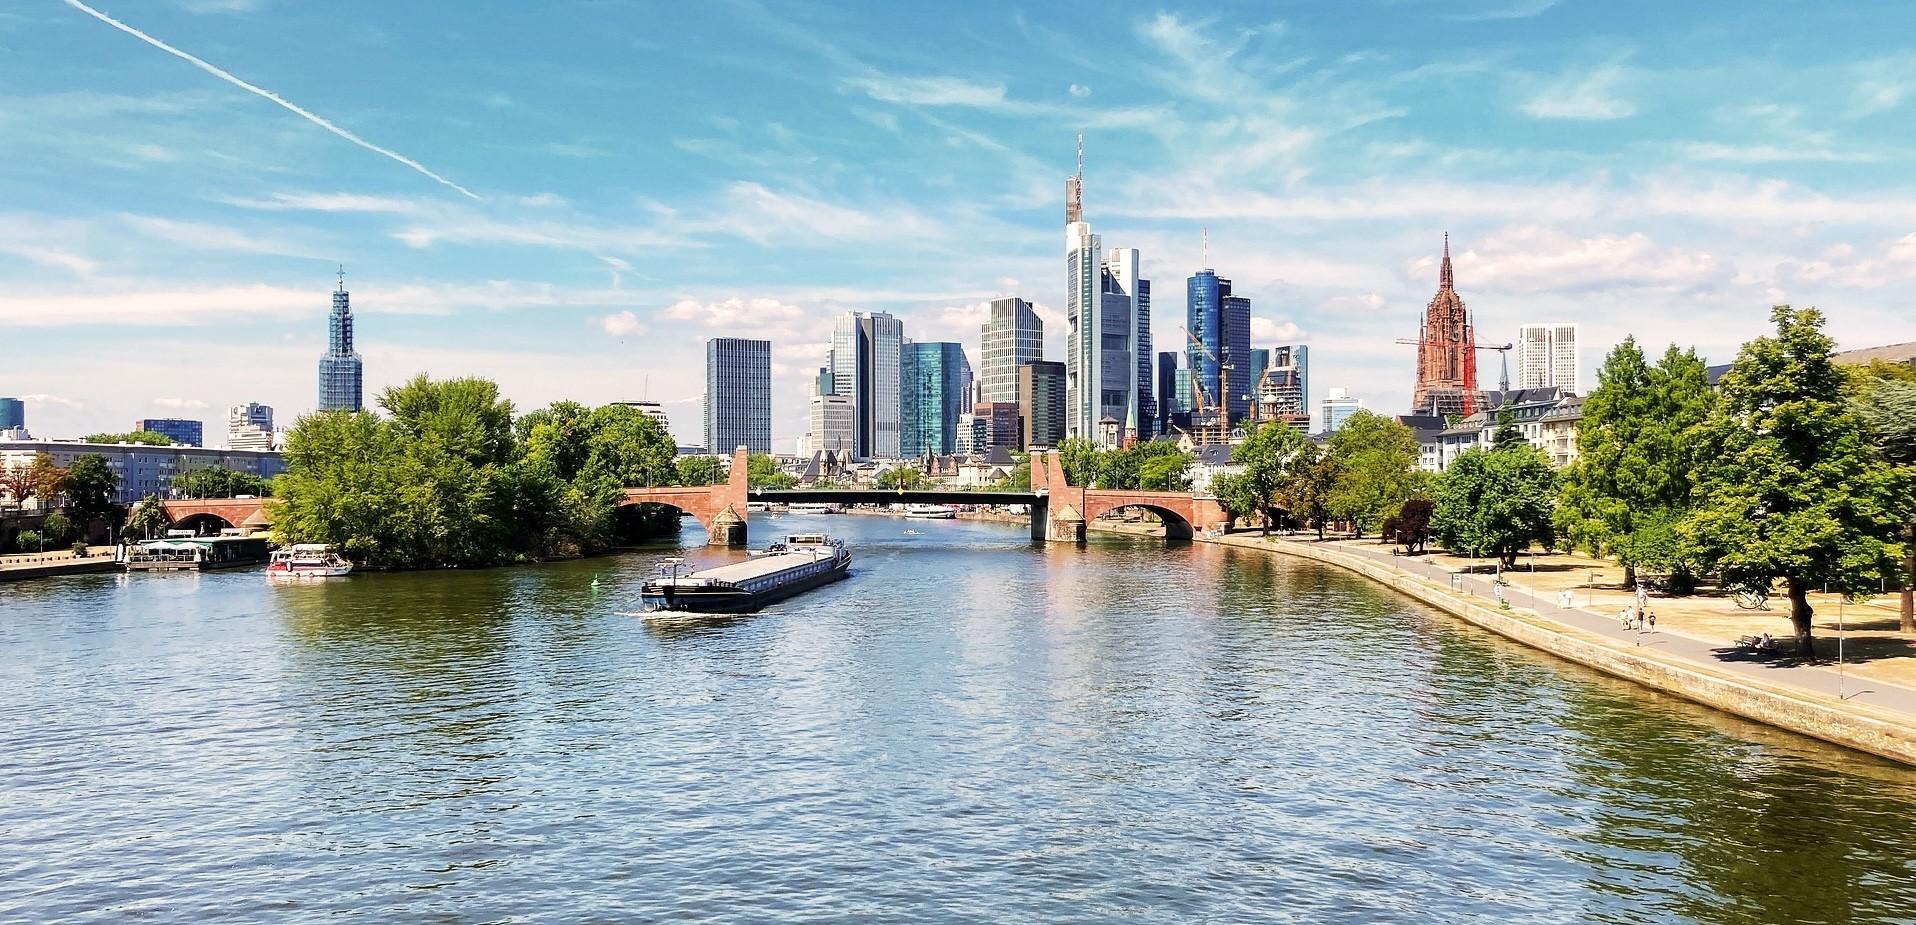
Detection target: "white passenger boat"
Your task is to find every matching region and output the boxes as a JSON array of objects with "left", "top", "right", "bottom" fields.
[
  {"left": 640, "top": 534, "right": 850, "bottom": 614},
  {"left": 788, "top": 502, "right": 840, "bottom": 514},
  {"left": 265, "top": 544, "right": 354, "bottom": 579},
  {"left": 904, "top": 503, "right": 955, "bottom": 519}
]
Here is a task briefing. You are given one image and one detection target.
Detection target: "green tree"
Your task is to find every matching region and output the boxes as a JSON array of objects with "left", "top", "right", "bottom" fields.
[
  {"left": 1327, "top": 411, "right": 1426, "bottom": 537},
  {"left": 1857, "top": 377, "right": 1916, "bottom": 631},
  {"left": 1101, "top": 440, "right": 1192, "bottom": 490},
  {"left": 40, "top": 511, "right": 75, "bottom": 545},
  {"left": 675, "top": 455, "right": 726, "bottom": 486},
  {"left": 1281, "top": 442, "right": 1341, "bottom": 540},
  {"left": 876, "top": 467, "right": 926, "bottom": 490},
  {"left": 173, "top": 467, "right": 272, "bottom": 499},
  {"left": 1208, "top": 471, "right": 1260, "bottom": 532},
  {"left": 14, "top": 529, "right": 43, "bottom": 552},
  {"left": 1431, "top": 444, "right": 1559, "bottom": 569},
  {"left": 747, "top": 453, "right": 796, "bottom": 489},
  {"left": 1681, "top": 306, "right": 1905, "bottom": 657},
  {"left": 127, "top": 495, "right": 169, "bottom": 540},
  {"left": 1556, "top": 338, "right": 1716, "bottom": 588},
  {"left": 1055, "top": 437, "right": 1106, "bottom": 488},
  {"left": 1230, "top": 422, "right": 1307, "bottom": 533},
  {"left": 84, "top": 431, "right": 174, "bottom": 446},
  {"left": 62, "top": 454, "right": 120, "bottom": 535},
  {"left": 1491, "top": 405, "right": 1525, "bottom": 447},
  {"left": 1138, "top": 449, "right": 1193, "bottom": 491}
]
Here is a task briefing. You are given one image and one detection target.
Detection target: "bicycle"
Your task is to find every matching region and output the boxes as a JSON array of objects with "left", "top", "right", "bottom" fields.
[{"left": 1731, "top": 584, "right": 1771, "bottom": 611}]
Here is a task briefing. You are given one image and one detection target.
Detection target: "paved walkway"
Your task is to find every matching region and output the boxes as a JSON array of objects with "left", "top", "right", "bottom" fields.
[{"left": 1268, "top": 536, "right": 1916, "bottom": 721}]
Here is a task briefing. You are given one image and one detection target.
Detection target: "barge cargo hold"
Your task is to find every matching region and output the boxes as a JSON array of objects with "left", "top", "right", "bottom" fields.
[{"left": 640, "top": 533, "right": 851, "bottom": 614}]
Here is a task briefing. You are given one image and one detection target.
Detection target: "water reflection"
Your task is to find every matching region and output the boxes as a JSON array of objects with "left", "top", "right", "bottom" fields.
[{"left": 4, "top": 514, "right": 1916, "bottom": 922}]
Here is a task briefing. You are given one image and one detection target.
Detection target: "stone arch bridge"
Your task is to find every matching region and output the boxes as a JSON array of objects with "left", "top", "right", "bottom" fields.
[{"left": 620, "top": 446, "right": 1227, "bottom": 546}]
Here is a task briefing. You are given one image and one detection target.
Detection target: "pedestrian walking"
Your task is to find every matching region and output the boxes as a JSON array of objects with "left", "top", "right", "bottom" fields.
[{"left": 1647, "top": 610, "right": 1657, "bottom": 630}]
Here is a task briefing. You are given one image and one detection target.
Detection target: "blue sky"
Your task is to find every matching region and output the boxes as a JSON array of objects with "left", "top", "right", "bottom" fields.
[{"left": 5, "top": 0, "right": 1915, "bottom": 447}]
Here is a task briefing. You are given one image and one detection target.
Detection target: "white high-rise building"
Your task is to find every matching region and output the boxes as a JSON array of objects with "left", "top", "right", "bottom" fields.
[
  {"left": 979, "top": 297, "right": 1043, "bottom": 405},
  {"left": 228, "top": 402, "right": 275, "bottom": 450},
  {"left": 829, "top": 310, "right": 904, "bottom": 458},
  {"left": 807, "top": 393, "right": 855, "bottom": 457},
  {"left": 1063, "top": 142, "right": 1139, "bottom": 447},
  {"left": 1322, "top": 387, "right": 1363, "bottom": 434},
  {"left": 1519, "top": 323, "right": 1580, "bottom": 393}
]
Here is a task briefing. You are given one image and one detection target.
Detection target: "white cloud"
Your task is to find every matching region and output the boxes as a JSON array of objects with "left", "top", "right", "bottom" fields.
[
  {"left": 845, "top": 75, "right": 1007, "bottom": 107},
  {"left": 0, "top": 241, "right": 97, "bottom": 277},
  {"left": 151, "top": 397, "right": 209, "bottom": 409},
  {"left": 1678, "top": 142, "right": 1882, "bottom": 164},
  {"left": 222, "top": 191, "right": 426, "bottom": 214},
  {"left": 1068, "top": 83, "right": 1091, "bottom": 98},
  {"left": 23, "top": 393, "right": 84, "bottom": 409},
  {"left": 1250, "top": 317, "right": 1304, "bottom": 341},
  {"left": 663, "top": 297, "right": 807, "bottom": 328},
  {"left": 1444, "top": 225, "right": 1721, "bottom": 294},
  {"left": 1521, "top": 65, "right": 1636, "bottom": 120},
  {"left": 600, "top": 310, "right": 645, "bottom": 337}
]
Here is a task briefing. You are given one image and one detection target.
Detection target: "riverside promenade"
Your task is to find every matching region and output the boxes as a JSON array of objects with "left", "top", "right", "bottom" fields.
[
  {"left": 1212, "top": 532, "right": 1916, "bottom": 766},
  {"left": 0, "top": 547, "right": 119, "bottom": 582}
]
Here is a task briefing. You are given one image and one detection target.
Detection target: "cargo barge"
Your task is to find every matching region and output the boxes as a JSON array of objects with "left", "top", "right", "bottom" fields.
[{"left": 640, "top": 533, "right": 851, "bottom": 614}]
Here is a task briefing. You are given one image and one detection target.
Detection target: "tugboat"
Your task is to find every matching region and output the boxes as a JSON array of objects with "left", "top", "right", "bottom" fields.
[
  {"left": 265, "top": 544, "right": 354, "bottom": 579},
  {"left": 640, "top": 533, "right": 851, "bottom": 614}
]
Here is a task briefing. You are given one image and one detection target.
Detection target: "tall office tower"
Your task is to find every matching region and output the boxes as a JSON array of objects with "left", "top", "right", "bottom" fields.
[
  {"left": 1519, "top": 323, "right": 1580, "bottom": 393},
  {"left": 1322, "top": 387, "right": 1364, "bottom": 433},
  {"left": 1247, "top": 348, "right": 1271, "bottom": 400},
  {"left": 1174, "top": 368, "right": 1194, "bottom": 420},
  {"left": 1186, "top": 269, "right": 1254, "bottom": 425},
  {"left": 1411, "top": 235, "right": 1479, "bottom": 417},
  {"left": 317, "top": 269, "right": 364, "bottom": 412},
  {"left": 229, "top": 402, "right": 273, "bottom": 435},
  {"left": 830, "top": 311, "right": 904, "bottom": 458},
  {"left": 703, "top": 337, "right": 772, "bottom": 455},
  {"left": 902, "top": 342, "right": 973, "bottom": 458},
  {"left": 974, "top": 402, "right": 1023, "bottom": 452},
  {"left": 1064, "top": 145, "right": 1140, "bottom": 447},
  {"left": 979, "top": 297, "right": 1043, "bottom": 405},
  {"left": 134, "top": 418, "right": 202, "bottom": 446},
  {"left": 0, "top": 397, "right": 24, "bottom": 431},
  {"left": 1156, "top": 351, "right": 1180, "bottom": 435},
  {"left": 813, "top": 365, "right": 834, "bottom": 398},
  {"left": 808, "top": 394, "right": 855, "bottom": 457},
  {"left": 1134, "top": 278, "right": 1155, "bottom": 441},
  {"left": 1018, "top": 360, "right": 1067, "bottom": 450}
]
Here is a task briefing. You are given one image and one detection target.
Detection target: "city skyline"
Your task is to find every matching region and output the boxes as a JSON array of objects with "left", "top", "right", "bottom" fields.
[{"left": 6, "top": 2, "right": 1916, "bottom": 444}]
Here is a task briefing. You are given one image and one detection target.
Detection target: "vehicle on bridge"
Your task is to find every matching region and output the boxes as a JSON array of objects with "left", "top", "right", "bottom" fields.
[{"left": 641, "top": 533, "right": 850, "bottom": 615}]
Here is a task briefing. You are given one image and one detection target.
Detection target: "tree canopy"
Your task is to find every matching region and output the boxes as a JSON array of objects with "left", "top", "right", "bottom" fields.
[
  {"left": 84, "top": 431, "right": 174, "bottom": 446},
  {"left": 1327, "top": 411, "right": 1427, "bottom": 537},
  {"left": 1555, "top": 338, "right": 1715, "bottom": 586},
  {"left": 173, "top": 466, "right": 272, "bottom": 499},
  {"left": 748, "top": 454, "right": 796, "bottom": 489},
  {"left": 62, "top": 454, "right": 121, "bottom": 530},
  {"left": 1431, "top": 442, "right": 1558, "bottom": 569},
  {"left": 1229, "top": 422, "right": 1309, "bottom": 533},
  {"left": 274, "top": 377, "right": 695, "bottom": 569},
  {"left": 1680, "top": 306, "right": 1905, "bottom": 656}
]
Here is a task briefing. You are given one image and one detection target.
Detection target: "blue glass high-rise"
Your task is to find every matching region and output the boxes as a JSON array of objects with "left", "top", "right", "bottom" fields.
[
  {"left": 0, "top": 397, "right": 23, "bottom": 431},
  {"left": 1186, "top": 269, "right": 1253, "bottom": 424},
  {"left": 317, "top": 277, "right": 363, "bottom": 412},
  {"left": 901, "top": 342, "right": 973, "bottom": 457}
]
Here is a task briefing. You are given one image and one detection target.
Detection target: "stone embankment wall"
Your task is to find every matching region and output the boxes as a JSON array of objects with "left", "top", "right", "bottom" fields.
[{"left": 1217, "top": 535, "right": 1916, "bottom": 767}]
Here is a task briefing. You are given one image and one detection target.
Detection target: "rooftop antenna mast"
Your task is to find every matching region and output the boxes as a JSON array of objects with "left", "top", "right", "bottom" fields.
[
  {"left": 336, "top": 264, "right": 346, "bottom": 293},
  {"left": 1075, "top": 133, "right": 1083, "bottom": 180},
  {"left": 1202, "top": 227, "right": 1209, "bottom": 268}
]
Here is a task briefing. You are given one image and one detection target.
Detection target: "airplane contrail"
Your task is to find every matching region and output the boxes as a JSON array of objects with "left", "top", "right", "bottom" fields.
[{"left": 61, "top": 0, "right": 482, "bottom": 201}]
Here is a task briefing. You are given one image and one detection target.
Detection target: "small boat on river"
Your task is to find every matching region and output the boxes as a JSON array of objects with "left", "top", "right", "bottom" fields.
[
  {"left": 266, "top": 544, "right": 354, "bottom": 579},
  {"left": 640, "top": 533, "right": 851, "bottom": 614}
]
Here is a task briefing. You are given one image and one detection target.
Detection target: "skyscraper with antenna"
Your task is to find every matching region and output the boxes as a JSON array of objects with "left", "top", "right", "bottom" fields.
[
  {"left": 1064, "top": 135, "right": 1146, "bottom": 446},
  {"left": 317, "top": 266, "right": 364, "bottom": 412}
]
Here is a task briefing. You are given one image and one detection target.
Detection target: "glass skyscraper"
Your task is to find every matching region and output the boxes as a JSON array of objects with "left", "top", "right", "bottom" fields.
[
  {"left": 0, "top": 397, "right": 23, "bottom": 431},
  {"left": 134, "top": 418, "right": 203, "bottom": 446},
  {"left": 1185, "top": 269, "right": 1253, "bottom": 424},
  {"left": 703, "top": 337, "right": 772, "bottom": 455},
  {"left": 1064, "top": 149, "right": 1142, "bottom": 447},
  {"left": 317, "top": 276, "right": 364, "bottom": 412},
  {"left": 1135, "top": 278, "right": 1155, "bottom": 441},
  {"left": 1156, "top": 351, "right": 1180, "bottom": 435},
  {"left": 901, "top": 342, "right": 973, "bottom": 458},
  {"left": 829, "top": 311, "right": 904, "bottom": 458},
  {"left": 979, "top": 297, "right": 1042, "bottom": 406}
]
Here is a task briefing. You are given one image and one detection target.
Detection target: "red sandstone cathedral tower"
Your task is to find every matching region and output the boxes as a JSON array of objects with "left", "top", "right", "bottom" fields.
[{"left": 1411, "top": 235, "right": 1480, "bottom": 417}]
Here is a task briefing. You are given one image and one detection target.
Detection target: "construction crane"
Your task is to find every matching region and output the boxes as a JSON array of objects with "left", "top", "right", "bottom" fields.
[
  {"left": 1394, "top": 337, "right": 1515, "bottom": 414},
  {"left": 1182, "top": 325, "right": 1233, "bottom": 443}
]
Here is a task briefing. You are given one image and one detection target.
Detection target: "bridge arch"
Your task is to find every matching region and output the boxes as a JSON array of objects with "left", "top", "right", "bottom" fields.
[
  {"left": 171, "top": 512, "right": 236, "bottom": 535},
  {"left": 1083, "top": 501, "right": 1195, "bottom": 541}
]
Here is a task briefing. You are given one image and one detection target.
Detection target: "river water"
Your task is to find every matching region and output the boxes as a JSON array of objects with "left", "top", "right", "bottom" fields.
[{"left": 5, "top": 513, "right": 1916, "bottom": 923}]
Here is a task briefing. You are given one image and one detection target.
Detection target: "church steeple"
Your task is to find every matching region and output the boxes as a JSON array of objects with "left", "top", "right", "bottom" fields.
[{"left": 1439, "top": 233, "right": 1453, "bottom": 290}]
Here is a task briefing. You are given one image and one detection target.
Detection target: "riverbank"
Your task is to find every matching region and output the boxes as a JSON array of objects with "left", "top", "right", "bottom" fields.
[
  {"left": 1207, "top": 532, "right": 1916, "bottom": 766},
  {"left": 0, "top": 548, "right": 120, "bottom": 582}
]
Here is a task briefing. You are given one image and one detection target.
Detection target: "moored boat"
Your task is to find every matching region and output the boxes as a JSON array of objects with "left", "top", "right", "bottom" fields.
[
  {"left": 640, "top": 533, "right": 850, "bottom": 614},
  {"left": 122, "top": 534, "right": 271, "bottom": 571},
  {"left": 266, "top": 544, "right": 354, "bottom": 579},
  {"left": 904, "top": 503, "right": 955, "bottom": 519}
]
